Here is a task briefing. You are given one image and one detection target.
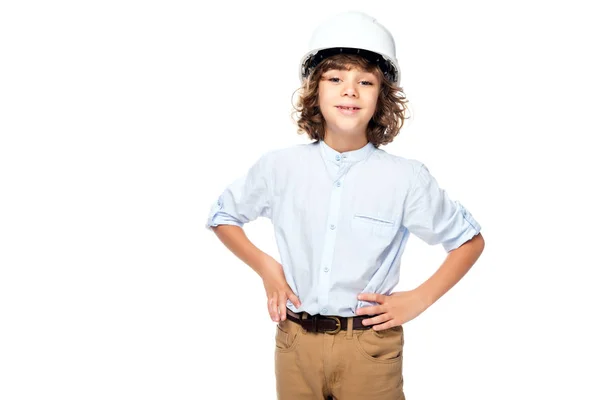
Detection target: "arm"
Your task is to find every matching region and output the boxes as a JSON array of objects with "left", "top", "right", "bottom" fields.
[
  {"left": 356, "top": 232, "right": 485, "bottom": 329},
  {"left": 205, "top": 152, "right": 275, "bottom": 277},
  {"left": 206, "top": 153, "right": 299, "bottom": 320},
  {"left": 211, "top": 225, "right": 301, "bottom": 321},
  {"left": 415, "top": 232, "right": 485, "bottom": 308},
  {"left": 356, "top": 163, "right": 484, "bottom": 328},
  {"left": 211, "top": 224, "right": 272, "bottom": 277}
]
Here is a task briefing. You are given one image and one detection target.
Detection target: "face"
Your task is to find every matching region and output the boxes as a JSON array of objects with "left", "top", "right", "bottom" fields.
[{"left": 318, "top": 67, "right": 381, "bottom": 141}]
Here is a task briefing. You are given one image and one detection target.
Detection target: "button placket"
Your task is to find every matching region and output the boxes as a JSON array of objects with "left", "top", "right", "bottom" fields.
[{"left": 317, "top": 167, "right": 346, "bottom": 314}]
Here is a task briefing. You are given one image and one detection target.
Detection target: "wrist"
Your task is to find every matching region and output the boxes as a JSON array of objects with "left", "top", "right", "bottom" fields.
[
  {"left": 253, "top": 251, "right": 273, "bottom": 278},
  {"left": 412, "top": 287, "right": 434, "bottom": 310}
]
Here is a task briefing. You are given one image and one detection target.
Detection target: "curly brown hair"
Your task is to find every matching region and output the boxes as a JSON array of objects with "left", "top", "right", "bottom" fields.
[{"left": 291, "top": 53, "right": 410, "bottom": 148}]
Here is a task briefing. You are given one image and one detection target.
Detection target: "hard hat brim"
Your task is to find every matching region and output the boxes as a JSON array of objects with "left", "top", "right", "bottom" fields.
[{"left": 299, "top": 47, "right": 400, "bottom": 85}]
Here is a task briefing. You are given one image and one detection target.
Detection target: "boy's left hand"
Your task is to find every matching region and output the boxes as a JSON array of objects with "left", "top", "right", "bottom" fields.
[{"left": 356, "top": 290, "right": 429, "bottom": 331}]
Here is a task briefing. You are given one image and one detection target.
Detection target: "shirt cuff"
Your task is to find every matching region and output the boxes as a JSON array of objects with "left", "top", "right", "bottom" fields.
[
  {"left": 205, "top": 196, "right": 244, "bottom": 230},
  {"left": 442, "top": 203, "right": 482, "bottom": 252}
]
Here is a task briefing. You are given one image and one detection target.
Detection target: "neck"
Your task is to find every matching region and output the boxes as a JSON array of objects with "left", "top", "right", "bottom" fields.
[{"left": 323, "top": 131, "right": 368, "bottom": 153}]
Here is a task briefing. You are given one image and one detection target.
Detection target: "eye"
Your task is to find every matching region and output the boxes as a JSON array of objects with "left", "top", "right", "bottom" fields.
[{"left": 325, "top": 77, "right": 374, "bottom": 85}]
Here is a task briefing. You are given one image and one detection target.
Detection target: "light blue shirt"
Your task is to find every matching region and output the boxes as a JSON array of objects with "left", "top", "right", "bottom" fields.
[{"left": 205, "top": 140, "right": 481, "bottom": 317}]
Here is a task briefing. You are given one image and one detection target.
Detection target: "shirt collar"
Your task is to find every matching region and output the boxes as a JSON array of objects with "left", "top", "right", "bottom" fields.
[{"left": 319, "top": 139, "right": 375, "bottom": 163}]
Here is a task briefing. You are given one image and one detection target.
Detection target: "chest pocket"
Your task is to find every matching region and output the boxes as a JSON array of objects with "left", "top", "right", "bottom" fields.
[{"left": 352, "top": 211, "right": 398, "bottom": 240}]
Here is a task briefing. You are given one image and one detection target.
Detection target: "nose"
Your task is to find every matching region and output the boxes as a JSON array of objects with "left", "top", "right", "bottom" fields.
[{"left": 341, "top": 81, "right": 358, "bottom": 98}]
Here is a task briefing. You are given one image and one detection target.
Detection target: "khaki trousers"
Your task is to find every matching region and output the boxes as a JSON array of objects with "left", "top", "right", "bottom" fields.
[{"left": 274, "top": 309, "right": 405, "bottom": 399}]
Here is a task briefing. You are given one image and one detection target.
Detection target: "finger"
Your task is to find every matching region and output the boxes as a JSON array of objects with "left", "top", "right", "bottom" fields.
[
  {"left": 287, "top": 292, "right": 301, "bottom": 309},
  {"left": 357, "top": 293, "right": 385, "bottom": 304},
  {"left": 361, "top": 313, "right": 391, "bottom": 328},
  {"left": 269, "top": 295, "right": 279, "bottom": 322},
  {"left": 372, "top": 319, "right": 397, "bottom": 331},
  {"left": 268, "top": 297, "right": 274, "bottom": 321},
  {"left": 278, "top": 292, "right": 287, "bottom": 321},
  {"left": 355, "top": 305, "right": 382, "bottom": 316}
]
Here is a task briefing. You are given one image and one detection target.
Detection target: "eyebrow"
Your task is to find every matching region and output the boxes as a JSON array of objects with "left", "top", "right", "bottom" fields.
[{"left": 324, "top": 69, "right": 376, "bottom": 77}]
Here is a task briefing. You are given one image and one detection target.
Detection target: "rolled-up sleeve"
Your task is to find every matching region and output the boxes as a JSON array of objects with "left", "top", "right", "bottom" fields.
[
  {"left": 205, "top": 154, "right": 272, "bottom": 230},
  {"left": 402, "top": 163, "right": 481, "bottom": 252}
]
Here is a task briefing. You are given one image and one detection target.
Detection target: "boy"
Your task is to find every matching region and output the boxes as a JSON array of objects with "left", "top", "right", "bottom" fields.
[{"left": 206, "top": 11, "right": 484, "bottom": 400}]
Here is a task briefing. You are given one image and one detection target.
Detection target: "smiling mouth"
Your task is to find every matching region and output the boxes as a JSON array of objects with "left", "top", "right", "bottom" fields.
[{"left": 336, "top": 106, "right": 361, "bottom": 111}]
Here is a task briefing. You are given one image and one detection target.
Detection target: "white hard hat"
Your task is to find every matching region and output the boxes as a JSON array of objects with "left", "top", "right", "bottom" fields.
[{"left": 299, "top": 11, "right": 401, "bottom": 85}]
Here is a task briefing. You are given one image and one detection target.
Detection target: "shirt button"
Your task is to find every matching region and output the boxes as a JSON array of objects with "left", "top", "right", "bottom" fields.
[
  {"left": 335, "top": 181, "right": 341, "bottom": 187},
  {"left": 322, "top": 308, "right": 328, "bottom": 314},
  {"left": 324, "top": 267, "right": 329, "bottom": 272},
  {"left": 329, "top": 224, "right": 336, "bottom": 230},
  {"left": 335, "top": 155, "right": 341, "bottom": 161}
]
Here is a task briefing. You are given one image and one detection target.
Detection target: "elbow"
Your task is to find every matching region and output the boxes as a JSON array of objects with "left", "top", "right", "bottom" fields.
[
  {"left": 451, "top": 231, "right": 484, "bottom": 255},
  {"left": 476, "top": 232, "right": 485, "bottom": 250},
  {"left": 469, "top": 231, "right": 484, "bottom": 247},
  {"left": 470, "top": 232, "right": 485, "bottom": 257}
]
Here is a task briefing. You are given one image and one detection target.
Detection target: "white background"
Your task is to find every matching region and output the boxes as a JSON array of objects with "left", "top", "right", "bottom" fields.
[{"left": 1, "top": 0, "right": 599, "bottom": 399}]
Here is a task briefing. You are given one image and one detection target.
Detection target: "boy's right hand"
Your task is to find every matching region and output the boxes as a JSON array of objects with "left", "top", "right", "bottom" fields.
[{"left": 259, "top": 257, "right": 301, "bottom": 322}]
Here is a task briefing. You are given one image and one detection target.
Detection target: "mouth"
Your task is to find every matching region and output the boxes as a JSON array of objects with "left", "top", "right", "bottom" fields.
[
  {"left": 335, "top": 106, "right": 361, "bottom": 111},
  {"left": 335, "top": 106, "right": 361, "bottom": 115}
]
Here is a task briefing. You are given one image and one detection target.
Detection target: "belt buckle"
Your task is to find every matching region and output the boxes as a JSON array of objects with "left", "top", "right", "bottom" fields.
[{"left": 323, "top": 316, "right": 341, "bottom": 334}]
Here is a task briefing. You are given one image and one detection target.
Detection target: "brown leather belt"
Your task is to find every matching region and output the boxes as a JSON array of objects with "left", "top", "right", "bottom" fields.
[{"left": 285, "top": 308, "right": 373, "bottom": 334}]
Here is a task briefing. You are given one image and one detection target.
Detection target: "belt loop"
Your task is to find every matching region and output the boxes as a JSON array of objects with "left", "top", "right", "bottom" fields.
[
  {"left": 300, "top": 312, "right": 308, "bottom": 332},
  {"left": 346, "top": 316, "right": 354, "bottom": 339}
]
